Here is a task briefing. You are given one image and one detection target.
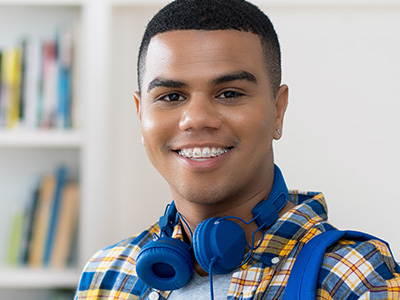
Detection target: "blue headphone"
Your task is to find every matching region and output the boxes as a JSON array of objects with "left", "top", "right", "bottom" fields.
[{"left": 136, "top": 165, "right": 288, "bottom": 291}]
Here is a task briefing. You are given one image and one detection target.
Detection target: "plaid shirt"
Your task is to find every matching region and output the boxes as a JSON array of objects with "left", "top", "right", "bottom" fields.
[{"left": 75, "top": 191, "right": 400, "bottom": 299}]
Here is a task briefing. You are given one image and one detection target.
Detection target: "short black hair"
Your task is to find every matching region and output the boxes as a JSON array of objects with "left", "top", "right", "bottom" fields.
[{"left": 137, "top": 0, "right": 281, "bottom": 96}]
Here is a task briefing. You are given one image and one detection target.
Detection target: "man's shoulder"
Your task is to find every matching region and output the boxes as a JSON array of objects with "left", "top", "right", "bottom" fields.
[
  {"left": 317, "top": 237, "right": 400, "bottom": 299},
  {"left": 75, "top": 223, "right": 159, "bottom": 299},
  {"left": 89, "top": 223, "right": 158, "bottom": 267},
  {"left": 98, "top": 224, "right": 157, "bottom": 256}
]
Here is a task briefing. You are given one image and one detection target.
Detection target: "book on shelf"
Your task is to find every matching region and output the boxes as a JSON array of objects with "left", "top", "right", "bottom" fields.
[
  {"left": 6, "top": 206, "right": 25, "bottom": 266},
  {"left": 0, "top": 51, "right": 2, "bottom": 125},
  {"left": 43, "top": 165, "right": 67, "bottom": 266},
  {"left": 20, "top": 185, "right": 40, "bottom": 265},
  {"left": 23, "top": 38, "right": 41, "bottom": 130},
  {"left": 50, "top": 182, "right": 79, "bottom": 268},
  {"left": 5, "top": 165, "right": 80, "bottom": 269},
  {"left": 0, "top": 47, "right": 22, "bottom": 128},
  {"left": 57, "top": 28, "right": 73, "bottom": 129},
  {"left": 0, "top": 26, "right": 75, "bottom": 131},
  {"left": 29, "top": 171, "right": 57, "bottom": 267}
]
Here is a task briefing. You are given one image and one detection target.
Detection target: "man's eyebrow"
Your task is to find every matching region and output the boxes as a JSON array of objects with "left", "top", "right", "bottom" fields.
[
  {"left": 147, "top": 78, "right": 188, "bottom": 93},
  {"left": 212, "top": 71, "right": 258, "bottom": 86},
  {"left": 146, "top": 71, "right": 257, "bottom": 93}
]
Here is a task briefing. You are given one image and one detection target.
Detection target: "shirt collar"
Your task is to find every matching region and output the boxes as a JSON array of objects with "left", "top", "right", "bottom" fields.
[{"left": 245, "top": 191, "right": 327, "bottom": 268}]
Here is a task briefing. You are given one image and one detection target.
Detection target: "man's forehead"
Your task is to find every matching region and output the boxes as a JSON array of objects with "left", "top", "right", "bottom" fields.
[
  {"left": 147, "top": 29, "right": 262, "bottom": 52},
  {"left": 143, "top": 30, "right": 264, "bottom": 83},
  {"left": 145, "top": 30, "right": 263, "bottom": 65}
]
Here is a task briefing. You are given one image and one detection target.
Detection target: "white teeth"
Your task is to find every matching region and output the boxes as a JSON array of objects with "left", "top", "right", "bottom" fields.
[
  {"left": 184, "top": 149, "right": 193, "bottom": 157},
  {"left": 212, "top": 147, "right": 218, "bottom": 156},
  {"left": 193, "top": 147, "right": 202, "bottom": 158},
  {"left": 178, "top": 147, "right": 230, "bottom": 159},
  {"left": 202, "top": 147, "right": 211, "bottom": 157}
]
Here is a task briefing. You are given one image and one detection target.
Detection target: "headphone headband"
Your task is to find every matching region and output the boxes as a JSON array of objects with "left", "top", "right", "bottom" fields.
[
  {"left": 252, "top": 164, "right": 288, "bottom": 228},
  {"left": 159, "top": 202, "right": 178, "bottom": 237}
]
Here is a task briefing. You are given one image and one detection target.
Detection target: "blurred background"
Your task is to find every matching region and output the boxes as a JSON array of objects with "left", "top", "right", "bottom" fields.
[{"left": 0, "top": 0, "right": 399, "bottom": 298}]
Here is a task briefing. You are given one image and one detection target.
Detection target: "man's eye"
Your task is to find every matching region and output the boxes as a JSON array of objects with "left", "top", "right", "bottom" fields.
[
  {"left": 159, "top": 93, "right": 184, "bottom": 101},
  {"left": 217, "top": 91, "right": 244, "bottom": 99}
]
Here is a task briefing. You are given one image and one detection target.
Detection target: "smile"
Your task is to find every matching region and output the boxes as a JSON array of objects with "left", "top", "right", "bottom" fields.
[{"left": 177, "top": 147, "right": 232, "bottom": 160}]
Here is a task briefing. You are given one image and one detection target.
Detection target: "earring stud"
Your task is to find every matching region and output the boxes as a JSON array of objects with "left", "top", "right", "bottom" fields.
[{"left": 276, "top": 128, "right": 281, "bottom": 135}]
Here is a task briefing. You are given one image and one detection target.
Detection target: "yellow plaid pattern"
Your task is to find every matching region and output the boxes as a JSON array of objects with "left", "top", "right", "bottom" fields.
[{"left": 75, "top": 191, "right": 400, "bottom": 299}]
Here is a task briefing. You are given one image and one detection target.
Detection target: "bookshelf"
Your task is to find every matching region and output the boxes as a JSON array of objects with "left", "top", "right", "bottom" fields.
[
  {"left": 0, "top": 1, "right": 131, "bottom": 297},
  {"left": 0, "top": 1, "right": 84, "bottom": 297}
]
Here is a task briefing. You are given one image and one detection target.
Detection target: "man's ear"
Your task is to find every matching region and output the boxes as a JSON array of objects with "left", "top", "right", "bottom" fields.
[
  {"left": 274, "top": 84, "right": 289, "bottom": 140},
  {"left": 133, "top": 91, "right": 145, "bottom": 145},
  {"left": 134, "top": 91, "right": 142, "bottom": 122}
]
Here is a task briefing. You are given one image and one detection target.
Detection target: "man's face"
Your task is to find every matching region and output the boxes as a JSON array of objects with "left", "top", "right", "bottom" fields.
[{"left": 135, "top": 30, "right": 288, "bottom": 209}]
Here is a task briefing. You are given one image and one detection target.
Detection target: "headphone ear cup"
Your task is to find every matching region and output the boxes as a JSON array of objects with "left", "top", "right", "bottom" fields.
[
  {"left": 193, "top": 217, "right": 246, "bottom": 275},
  {"left": 136, "top": 237, "right": 194, "bottom": 291}
]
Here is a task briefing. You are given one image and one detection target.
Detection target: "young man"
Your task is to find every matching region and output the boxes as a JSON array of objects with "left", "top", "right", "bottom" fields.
[{"left": 75, "top": 0, "right": 400, "bottom": 299}]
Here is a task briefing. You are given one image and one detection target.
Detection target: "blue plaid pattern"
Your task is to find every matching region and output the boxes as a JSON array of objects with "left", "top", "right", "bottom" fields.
[{"left": 75, "top": 191, "right": 400, "bottom": 299}]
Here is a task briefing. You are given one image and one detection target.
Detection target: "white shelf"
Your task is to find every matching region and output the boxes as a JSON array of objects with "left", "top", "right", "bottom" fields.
[
  {"left": 0, "top": 0, "right": 83, "bottom": 5},
  {"left": 0, "top": 268, "right": 81, "bottom": 289},
  {"left": 110, "top": 0, "right": 400, "bottom": 7},
  {"left": 110, "top": 0, "right": 166, "bottom": 5},
  {"left": 0, "top": 130, "right": 83, "bottom": 148}
]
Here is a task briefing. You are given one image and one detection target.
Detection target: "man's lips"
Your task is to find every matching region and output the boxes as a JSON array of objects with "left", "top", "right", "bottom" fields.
[{"left": 176, "top": 146, "right": 233, "bottom": 160}]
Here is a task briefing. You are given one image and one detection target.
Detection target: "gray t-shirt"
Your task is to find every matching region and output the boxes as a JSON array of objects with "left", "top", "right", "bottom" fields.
[{"left": 168, "top": 271, "right": 234, "bottom": 300}]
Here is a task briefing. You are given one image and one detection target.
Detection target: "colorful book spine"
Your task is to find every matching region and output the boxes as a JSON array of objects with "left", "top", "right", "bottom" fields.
[
  {"left": 2, "top": 47, "right": 22, "bottom": 129},
  {"left": 0, "top": 50, "right": 4, "bottom": 126},
  {"left": 50, "top": 182, "right": 79, "bottom": 268},
  {"left": 19, "top": 184, "right": 40, "bottom": 265},
  {"left": 40, "top": 40, "right": 58, "bottom": 129},
  {"left": 43, "top": 165, "right": 67, "bottom": 265},
  {"left": 28, "top": 173, "right": 56, "bottom": 267},
  {"left": 6, "top": 206, "right": 25, "bottom": 266},
  {"left": 57, "top": 28, "right": 73, "bottom": 129}
]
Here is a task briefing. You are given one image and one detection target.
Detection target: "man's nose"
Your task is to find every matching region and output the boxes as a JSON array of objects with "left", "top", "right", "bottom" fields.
[{"left": 178, "top": 94, "right": 223, "bottom": 132}]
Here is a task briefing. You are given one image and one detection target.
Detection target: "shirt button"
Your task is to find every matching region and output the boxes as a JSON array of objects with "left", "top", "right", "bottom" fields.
[
  {"left": 149, "top": 291, "right": 159, "bottom": 300},
  {"left": 271, "top": 257, "right": 280, "bottom": 264}
]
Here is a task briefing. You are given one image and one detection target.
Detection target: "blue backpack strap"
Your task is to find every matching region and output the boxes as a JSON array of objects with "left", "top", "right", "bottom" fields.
[{"left": 284, "top": 230, "right": 382, "bottom": 300}]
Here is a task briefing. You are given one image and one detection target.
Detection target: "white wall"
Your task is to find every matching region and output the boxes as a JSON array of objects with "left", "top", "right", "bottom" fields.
[
  {"left": 106, "top": 2, "right": 400, "bottom": 257},
  {"left": 268, "top": 5, "right": 400, "bottom": 256}
]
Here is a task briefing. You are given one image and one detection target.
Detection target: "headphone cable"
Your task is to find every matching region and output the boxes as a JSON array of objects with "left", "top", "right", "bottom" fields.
[{"left": 209, "top": 257, "right": 217, "bottom": 300}]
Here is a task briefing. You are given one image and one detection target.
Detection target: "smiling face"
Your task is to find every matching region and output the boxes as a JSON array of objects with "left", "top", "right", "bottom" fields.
[{"left": 135, "top": 30, "right": 288, "bottom": 213}]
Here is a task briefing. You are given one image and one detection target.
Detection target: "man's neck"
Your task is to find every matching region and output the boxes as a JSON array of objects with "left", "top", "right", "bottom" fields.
[
  {"left": 173, "top": 182, "right": 296, "bottom": 269},
  {"left": 178, "top": 198, "right": 295, "bottom": 277},
  {"left": 175, "top": 186, "right": 273, "bottom": 240}
]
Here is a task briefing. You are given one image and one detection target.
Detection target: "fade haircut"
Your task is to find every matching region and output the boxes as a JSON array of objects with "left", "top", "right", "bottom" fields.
[{"left": 137, "top": 0, "right": 282, "bottom": 96}]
